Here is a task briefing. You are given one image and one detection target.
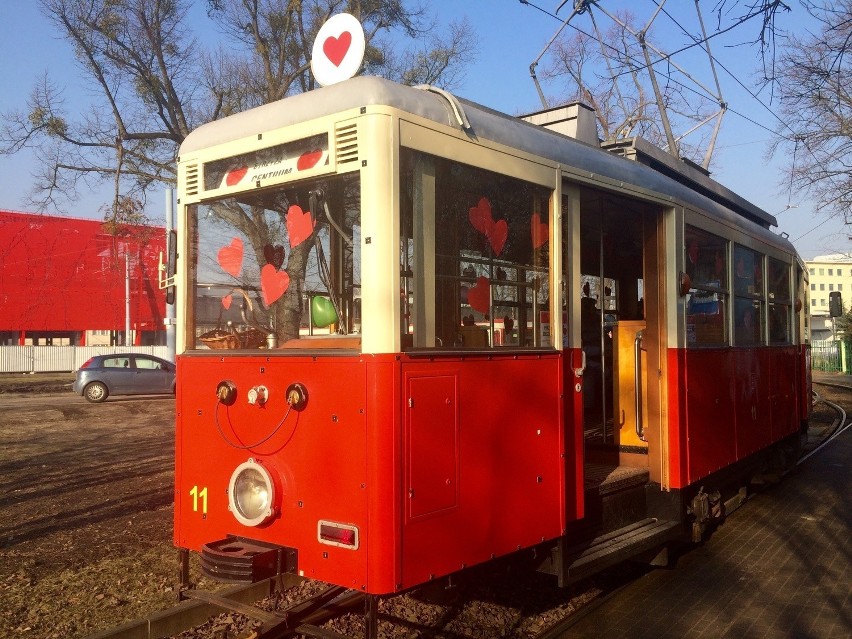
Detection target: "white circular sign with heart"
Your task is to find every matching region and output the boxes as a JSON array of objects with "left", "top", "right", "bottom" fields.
[{"left": 311, "top": 13, "right": 366, "bottom": 87}]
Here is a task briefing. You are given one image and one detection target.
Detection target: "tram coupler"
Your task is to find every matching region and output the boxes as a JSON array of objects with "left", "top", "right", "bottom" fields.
[{"left": 200, "top": 535, "right": 297, "bottom": 583}]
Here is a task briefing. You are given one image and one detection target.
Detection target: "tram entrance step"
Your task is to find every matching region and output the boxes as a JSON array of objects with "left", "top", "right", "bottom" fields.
[
  {"left": 584, "top": 463, "right": 649, "bottom": 496},
  {"left": 540, "top": 518, "right": 683, "bottom": 586},
  {"left": 583, "top": 463, "right": 650, "bottom": 533}
]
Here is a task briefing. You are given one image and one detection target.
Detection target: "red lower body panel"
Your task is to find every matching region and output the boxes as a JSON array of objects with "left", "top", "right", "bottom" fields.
[
  {"left": 675, "top": 346, "right": 802, "bottom": 487},
  {"left": 174, "top": 351, "right": 574, "bottom": 594}
]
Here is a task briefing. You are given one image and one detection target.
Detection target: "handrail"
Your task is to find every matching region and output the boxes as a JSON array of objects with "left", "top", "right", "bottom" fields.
[{"left": 634, "top": 329, "right": 646, "bottom": 441}]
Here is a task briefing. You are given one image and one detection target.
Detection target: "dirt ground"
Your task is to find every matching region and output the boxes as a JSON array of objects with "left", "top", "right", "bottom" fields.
[
  {"left": 0, "top": 374, "right": 846, "bottom": 639},
  {"left": 0, "top": 378, "right": 185, "bottom": 638}
]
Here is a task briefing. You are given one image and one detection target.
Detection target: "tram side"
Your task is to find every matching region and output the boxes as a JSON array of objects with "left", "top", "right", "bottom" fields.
[{"left": 171, "top": 76, "right": 809, "bottom": 597}]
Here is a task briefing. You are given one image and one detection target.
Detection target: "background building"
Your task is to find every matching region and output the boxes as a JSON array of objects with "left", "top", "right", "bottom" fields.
[
  {"left": 0, "top": 210, "right": 167, "bottom": 346},
  {"left": 806, "top": 254, "right": 852, "bottom": 341}
]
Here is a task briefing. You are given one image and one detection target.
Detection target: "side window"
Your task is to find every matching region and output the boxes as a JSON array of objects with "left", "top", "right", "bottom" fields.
[
  {"left": 768, "top": 257, "right": 791, "bottom": 344},
  {"left": 733, "top": 244, "right": 764, "bottom": 346},
  {"left": 134, "top": 357, "right": 161, "bottom": 370},
  {"left": 102, "top": 357, "right": 130, "bottom": 368},
  {"left": 685, "top": 225, "right": 728, "bottom": 347},
  {"left": 401, "top": 149, "right": 551, "bottom": 349}
]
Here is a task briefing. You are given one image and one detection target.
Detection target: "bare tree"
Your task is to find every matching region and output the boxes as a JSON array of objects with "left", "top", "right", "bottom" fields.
[
  {"left": 536, "top": 1, "right": 792, "bottom": 167},
  {"left": 0, "top": 0, "right": 477, "bottom": 212},
  {"left": 767, "top": 0, "right": 852, "bottom": 222},
  {"left": 1, "top": 0, "right": 198, "bottom": 211}
]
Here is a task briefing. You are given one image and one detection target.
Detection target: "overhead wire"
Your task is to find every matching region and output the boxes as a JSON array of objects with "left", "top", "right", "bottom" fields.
[
  {"left": 519, "top": 0, "right": 797, "bottom": 141},
  {"left": 520, "top": 0, "right": 848, "bottom": 243}
]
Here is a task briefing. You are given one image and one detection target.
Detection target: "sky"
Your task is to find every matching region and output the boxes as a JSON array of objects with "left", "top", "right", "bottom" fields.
[{"left": 0, "top": 0, "right": 848, "bottom": 260}]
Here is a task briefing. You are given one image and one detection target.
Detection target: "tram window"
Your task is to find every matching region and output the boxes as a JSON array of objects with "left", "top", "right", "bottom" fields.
[
  {"left": 733, "top": 245, "right": 764, "bottom": 346},
  {"left": 187, "top": 174, "right": 361, "bottom": 350},
  {"left": 767, "top": 257, "right": 791, "bottom": 344},
  {"left": 684, "top": 226, "right": 728, "bottom": 347},
  {"left": 400, "top": 149, "right": 551, "bottom": 350}
]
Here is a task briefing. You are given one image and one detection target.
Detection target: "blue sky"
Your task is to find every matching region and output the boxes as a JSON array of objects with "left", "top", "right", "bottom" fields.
[{"left": 0, "top": 0, "right": 847, "bottom": 259}]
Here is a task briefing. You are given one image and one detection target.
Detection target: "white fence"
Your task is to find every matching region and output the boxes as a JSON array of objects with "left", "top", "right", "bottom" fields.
[{"left": 0, "top": 346, "right": 173, "bottom": 373}]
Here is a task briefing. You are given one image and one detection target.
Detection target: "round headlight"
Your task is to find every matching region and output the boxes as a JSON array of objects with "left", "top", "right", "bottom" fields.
[{"left": 228, "top": 459, "right": 276, "bottom": 526}]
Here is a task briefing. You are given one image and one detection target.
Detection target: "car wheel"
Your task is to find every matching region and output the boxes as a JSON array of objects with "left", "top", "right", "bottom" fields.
[{"left": 84, "top": 382, "right": 108, "bottom": 403}]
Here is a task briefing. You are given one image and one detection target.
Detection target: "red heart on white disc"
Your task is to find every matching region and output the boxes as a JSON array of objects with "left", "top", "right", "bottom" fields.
[
  {"left": 323, "top": 32, "right": 352, "bottom": 67},
  {"left": 311, "top": 14, "right": 366, "bottom": 87}
]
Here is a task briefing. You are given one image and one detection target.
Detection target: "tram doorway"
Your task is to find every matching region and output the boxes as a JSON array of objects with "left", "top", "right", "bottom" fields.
[{"left": 578, "top": 190, "right": 663, "bottom": 467}]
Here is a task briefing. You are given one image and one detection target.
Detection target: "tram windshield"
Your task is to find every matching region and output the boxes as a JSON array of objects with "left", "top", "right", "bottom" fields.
[{"left": 187, "top": 174, "right": 361, "bottom": 350}]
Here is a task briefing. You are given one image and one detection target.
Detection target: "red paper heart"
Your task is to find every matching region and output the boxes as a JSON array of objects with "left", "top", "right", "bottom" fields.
[
  {"left": 489, "top": 219, "right": 508, "bottom": 256},
  {"left": 468, "top": 276, "right": 491, "bottom": 314},
  {"left": 531, "top": 213, "right": 549, "bottom": 249},
  {"left": 217, "top": 238, "right": 243, "bottom": 277},
  {"left": 323, "top": 31, "right": 352, "bottom": 67},
  {"left": 469, "top": 197, "right": 494, "bottom": 236},
  {"left": 261, "top": 263, "right": 290, "bottom": 306},
  {"left": 297, "top": 149, "right": 323, "bottom": 171},
  {"left": 286, "top": 205, "right": 315, "bottom": 248},
  {"left": 222, "top": 294, "right": 232, "bottom": 310},
  {"left": 225, "top": 166, "right": 248, "bottom": 186}
]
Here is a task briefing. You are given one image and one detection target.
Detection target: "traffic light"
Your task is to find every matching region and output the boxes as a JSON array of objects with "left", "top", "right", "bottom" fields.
[{"left": 829, "top": 291, "right": 843, "bottom": 317}]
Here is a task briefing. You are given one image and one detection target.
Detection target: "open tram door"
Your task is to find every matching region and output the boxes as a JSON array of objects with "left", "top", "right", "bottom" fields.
[{"left": 572, "top": 185, "right": 670, "bottom": 481}]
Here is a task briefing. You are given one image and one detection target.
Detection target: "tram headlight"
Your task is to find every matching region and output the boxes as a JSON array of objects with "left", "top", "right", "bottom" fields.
[{"left": 228, "top": 459, "right": 276, "bottom": 527}]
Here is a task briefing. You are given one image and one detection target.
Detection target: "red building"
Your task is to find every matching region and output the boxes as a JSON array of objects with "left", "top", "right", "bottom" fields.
[{"left": 0, "top": 210, "right": 167, "bottom": 346}]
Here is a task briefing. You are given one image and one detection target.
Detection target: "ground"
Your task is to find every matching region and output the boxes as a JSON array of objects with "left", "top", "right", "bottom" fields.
[
  {"left": 0, "top": 373, "right": 843, "bottom": 639},
  {"left": 0, "top": 375, "right": 184, "bottom": 638}
]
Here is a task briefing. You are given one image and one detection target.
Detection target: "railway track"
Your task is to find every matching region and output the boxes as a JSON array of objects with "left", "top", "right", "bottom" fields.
[{"left": 85, "top": 391, "right": 849, "bottom": 639}]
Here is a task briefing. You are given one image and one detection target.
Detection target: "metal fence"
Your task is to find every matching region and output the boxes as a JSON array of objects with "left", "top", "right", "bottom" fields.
[
  {"left": 0, "top": 346, "right": 172, "bottom": 373},
  {"left": 811, "top": 340, "right": 844, "bottom": 372}
]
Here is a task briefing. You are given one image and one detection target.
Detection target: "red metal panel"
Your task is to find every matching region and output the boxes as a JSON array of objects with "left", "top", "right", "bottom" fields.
[
  {"left": 399, "top": 355, "right": 563, "bottom": 590},
  {"left": 363, "top": 356, "right": 401, "bottom": 594},
  {"left": 174, "top": 354, "right": 370, "bottom": 590},
  {"left": 406, "top": 375, "right": 459, "bottom": 519},
  {"left": 679, "top": 345, "right": 802, "bottom": 486},
  {"left": 799, "top": 345, "right": 812, "bottom": 425},
  {"left": 175, "top": 351, "right": 573, "bottom": 595},
  {"left": 666, "top": 349, "right": 688, "bottom": 489},
  {"left": 734, "top": 349, "right": 771, "bottom": 458},
  {"left": 0, "top": 211, "right": 165, "bottom": 332},
  {"left": 769, "top": 347, "right": 799, "bottom": 440},
  {"left": 564, "top": 348, "right": 584, "bottom": 522},
  {"left": 683, "top": 349, "right": 736, "bottom": 482}
]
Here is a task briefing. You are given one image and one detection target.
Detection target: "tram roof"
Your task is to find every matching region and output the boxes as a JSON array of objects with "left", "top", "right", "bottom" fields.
[{"left": 181, "top": 76, "right": 792, "bottom": 254}]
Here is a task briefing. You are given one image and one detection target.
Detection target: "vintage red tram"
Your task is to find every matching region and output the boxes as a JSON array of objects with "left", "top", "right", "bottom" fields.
[{"left": 171, "top": 76, "right": 810, "bottom": 598}]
